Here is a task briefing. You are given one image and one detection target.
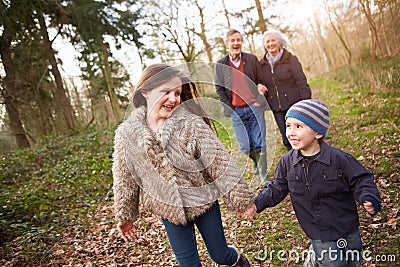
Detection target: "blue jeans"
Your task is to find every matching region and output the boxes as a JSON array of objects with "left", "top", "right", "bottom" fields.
[
  {"left": 312, "top": 229, "right": 362, "bottom": 267},
  {"left": 272, "top": 110, "right": 291, "bottom": 149},
  {"left": 231, "top": 104, "right": 266, "bottom": 155},
  {"left": 162, "top": 202, "right": 239, "bottom": 267}
]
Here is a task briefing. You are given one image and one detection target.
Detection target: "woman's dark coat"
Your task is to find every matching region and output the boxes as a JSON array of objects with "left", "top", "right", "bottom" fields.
[{"left": 260, "top": 48, "right": 311, "bottom": 111}]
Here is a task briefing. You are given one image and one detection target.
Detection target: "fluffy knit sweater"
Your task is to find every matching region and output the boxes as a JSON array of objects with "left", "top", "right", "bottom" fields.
[{"left": 112, "top": 105, "right": 254, "bottom": 225}]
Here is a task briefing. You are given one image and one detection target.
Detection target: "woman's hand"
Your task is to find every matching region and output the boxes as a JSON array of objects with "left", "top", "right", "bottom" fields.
[
  {"left": 257, "top": 83, "right": 268, "bottom": 95},
  {"left": 117, "top": 221, "right": 135, "bottom": 242}
]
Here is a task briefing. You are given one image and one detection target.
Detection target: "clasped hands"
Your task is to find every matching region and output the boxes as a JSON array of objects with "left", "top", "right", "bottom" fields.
[
  {"left": 257, "top": 83, "right": 268, "bottom": 95},
  {"left": 238, "top": 203, "right": 257, "bottom": 221}
]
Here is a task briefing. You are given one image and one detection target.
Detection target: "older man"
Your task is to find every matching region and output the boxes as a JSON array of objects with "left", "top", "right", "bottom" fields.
[{"left": 215, "top": 29, "right": 269, "bottom": 187}]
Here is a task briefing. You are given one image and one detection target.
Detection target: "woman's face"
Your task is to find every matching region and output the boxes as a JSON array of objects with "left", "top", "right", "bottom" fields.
[
  {"left": 264, "top": 33, "right": 281, "bottom": 56},
  {"left": 143, "top": 76, "right": 182, "bottom": 120}
]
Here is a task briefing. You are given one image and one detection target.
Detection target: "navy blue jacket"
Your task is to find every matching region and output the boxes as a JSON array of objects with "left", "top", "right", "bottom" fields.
[
  {"left": 259, "top": 48, "right": 311, "bottom": 111},
  {"left": 215, "top": 52, "right": 267, "bottom": 117},
  {"left": 254, "top": 142, "right": 381, "bottom": 242}
]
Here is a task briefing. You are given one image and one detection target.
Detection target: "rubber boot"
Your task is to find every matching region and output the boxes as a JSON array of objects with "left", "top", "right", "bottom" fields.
[
  {"left": 258, "top": 151, "right": 269, "bottom": 187},
  {"left": 248, "top": 150, "right": 260, "bottom": 175}
]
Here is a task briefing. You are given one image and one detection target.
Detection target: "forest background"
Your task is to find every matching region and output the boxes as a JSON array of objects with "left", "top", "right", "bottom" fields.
[
  {"left": 0, "top": 0, "right": 399, "bottom": 266},
  {"left": 1, "top": 0, "right": 399, "bottom": 150}
]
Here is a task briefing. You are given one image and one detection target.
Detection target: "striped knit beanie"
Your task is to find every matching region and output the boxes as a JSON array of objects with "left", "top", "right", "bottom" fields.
[{"left": 285, "top": 99, "right": 330, "bottom": 136}]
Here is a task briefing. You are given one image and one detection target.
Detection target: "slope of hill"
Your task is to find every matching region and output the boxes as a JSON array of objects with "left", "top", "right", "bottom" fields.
[{"left": 1, "top": 56, "right": 399, "bottom": 266}]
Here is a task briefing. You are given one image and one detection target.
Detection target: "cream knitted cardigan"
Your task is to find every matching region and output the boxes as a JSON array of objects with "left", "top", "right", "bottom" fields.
[{"left": 112, "top": 105, "right": 254, "bottom": 225}]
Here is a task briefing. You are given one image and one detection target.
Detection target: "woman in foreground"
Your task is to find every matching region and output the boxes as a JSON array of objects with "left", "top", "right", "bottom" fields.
[{"left": 112, "top": 63, "right": 254, "bottom": 266}]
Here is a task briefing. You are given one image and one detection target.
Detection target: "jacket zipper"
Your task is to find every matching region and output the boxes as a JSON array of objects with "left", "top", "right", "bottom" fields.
[
  {"left": 302, "top": 160, "right": 310, "bottom": 192},
  {"left": 271, "top": 64, "right": 282, "bottom": 110}
]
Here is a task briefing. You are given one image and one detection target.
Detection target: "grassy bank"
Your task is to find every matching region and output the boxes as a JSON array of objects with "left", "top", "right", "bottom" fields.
[{"left": 1, "top": 57, "right": 399, "bottom": 266}]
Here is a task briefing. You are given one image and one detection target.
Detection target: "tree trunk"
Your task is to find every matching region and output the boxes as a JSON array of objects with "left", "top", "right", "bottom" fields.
[
  {"left": 254, "top": 0, "right": 267, "bottom": 33},
  {"left": 194, "top": 0, "right": 213, "bottom": 62},
  {"left": 221, "top": 0, "right": 231, "bottom": 29},
  {"left": 0, "top": 30, "right": 30, "bottom": 149},
  {"left": 376, "top": 0, "right": 391, "bottom": 56},
  {"left": 358, "top": 0, "right": 383, "bottom": 57},
  {"left": 325, "top": 1, "right": 353, "bottom": 65},
  {"left": 70, "top": 78, "right": 84, "bottom": 120},
  {"left": 35, "top": 69, "right": 51, "bottom": 135},
  {"left": 387, "top": 0, "right": 400, "bottom": 55},
  {"left": 99, "top": 43, "right": 120, "bottom": 122},
  {"left": 310, "top": 14, "right": 332, "bottom": 72},
  {"left": 37, "top": 10, "right": 75, "bottom": 131}
]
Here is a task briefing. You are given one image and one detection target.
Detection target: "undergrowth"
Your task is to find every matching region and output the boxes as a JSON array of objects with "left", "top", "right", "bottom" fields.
[{"left": 0, "top": 57, "right": 399, "bottom": 266}]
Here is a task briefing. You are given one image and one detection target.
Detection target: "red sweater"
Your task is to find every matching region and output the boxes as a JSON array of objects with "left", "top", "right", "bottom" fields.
[{"left": 228, "top": 60, "right": 255, "bottom": 107}]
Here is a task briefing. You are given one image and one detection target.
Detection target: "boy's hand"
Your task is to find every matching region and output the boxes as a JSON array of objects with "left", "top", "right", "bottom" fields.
[{"left": 363, "top": 201, "right": 376, "bottom": 214}]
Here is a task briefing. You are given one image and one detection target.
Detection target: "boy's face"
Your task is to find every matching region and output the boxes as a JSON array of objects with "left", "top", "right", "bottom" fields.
[{"left": 286, "top": 117, "right": 323, "bottom": 156}]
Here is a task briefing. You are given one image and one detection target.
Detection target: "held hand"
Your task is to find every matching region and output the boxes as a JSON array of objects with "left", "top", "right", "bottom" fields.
[
  {"left": 237, "top": 211, "right": 252, "bottom": 220},
  {"left": 257, "top": 83, "right": 268, "bottom": 95},
  {"left": 117, "top": 221, "right": 135, "bottom": 242},
  {"left": 246, "top": 204, "right": 257, "bottom": 219},
  {"left": 363, "top": 201, "right": 376, "bottom": 214},
  {"left": 238, "top": 211, "right": 254, "bottom": 221},
  {"left": 238, "top": 204, "right": 257, "bottom": 221}
]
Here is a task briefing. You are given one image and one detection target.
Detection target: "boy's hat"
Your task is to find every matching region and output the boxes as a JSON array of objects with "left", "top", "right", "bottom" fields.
[{"left": 285, "top": 99, "right": 330, "bottom": 136}]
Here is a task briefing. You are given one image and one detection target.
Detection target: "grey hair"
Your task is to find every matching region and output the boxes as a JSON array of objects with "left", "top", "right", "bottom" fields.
[
  {"left": 226, "top": 29, "right": 242, "bottom": 43},
  {"left": 261, "top": 29, "right": 288, "bottom": 52}
]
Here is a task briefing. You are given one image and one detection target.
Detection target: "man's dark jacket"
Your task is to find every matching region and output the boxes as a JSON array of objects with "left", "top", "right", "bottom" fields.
[{"left": 215, "top": 52, "right": 267, "bottom": 117}]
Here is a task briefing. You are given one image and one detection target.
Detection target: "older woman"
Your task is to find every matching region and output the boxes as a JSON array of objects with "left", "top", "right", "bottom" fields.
[{"left": 259, "top": 29, "right": 311, "bottom": 150}]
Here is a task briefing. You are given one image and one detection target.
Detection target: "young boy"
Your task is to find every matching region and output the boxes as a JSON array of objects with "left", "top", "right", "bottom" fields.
[{"left": 240, "top": 99, "right": 381, "bottom": 267}]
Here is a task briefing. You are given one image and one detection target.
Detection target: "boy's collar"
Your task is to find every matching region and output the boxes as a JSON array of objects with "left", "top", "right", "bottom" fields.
[{"left": 292, "top": 142, "right": 331, "bottom": 166}]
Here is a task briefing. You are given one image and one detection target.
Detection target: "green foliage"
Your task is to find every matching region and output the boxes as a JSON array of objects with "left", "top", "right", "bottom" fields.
[
  {"left": 0, "top": 129, "right": 114, "bottom": 247},
  {"left": 329, "top": 56, "right": 400, "bottom": 90},
  {"left": 1, "top": 57, "right": 399, "bottom": 266},
  {"left": 315, "top": 61, "right": 400, "bottom": 178},
  {"left": 215, "top": 117, "right": 235, "bottom": 153}
]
